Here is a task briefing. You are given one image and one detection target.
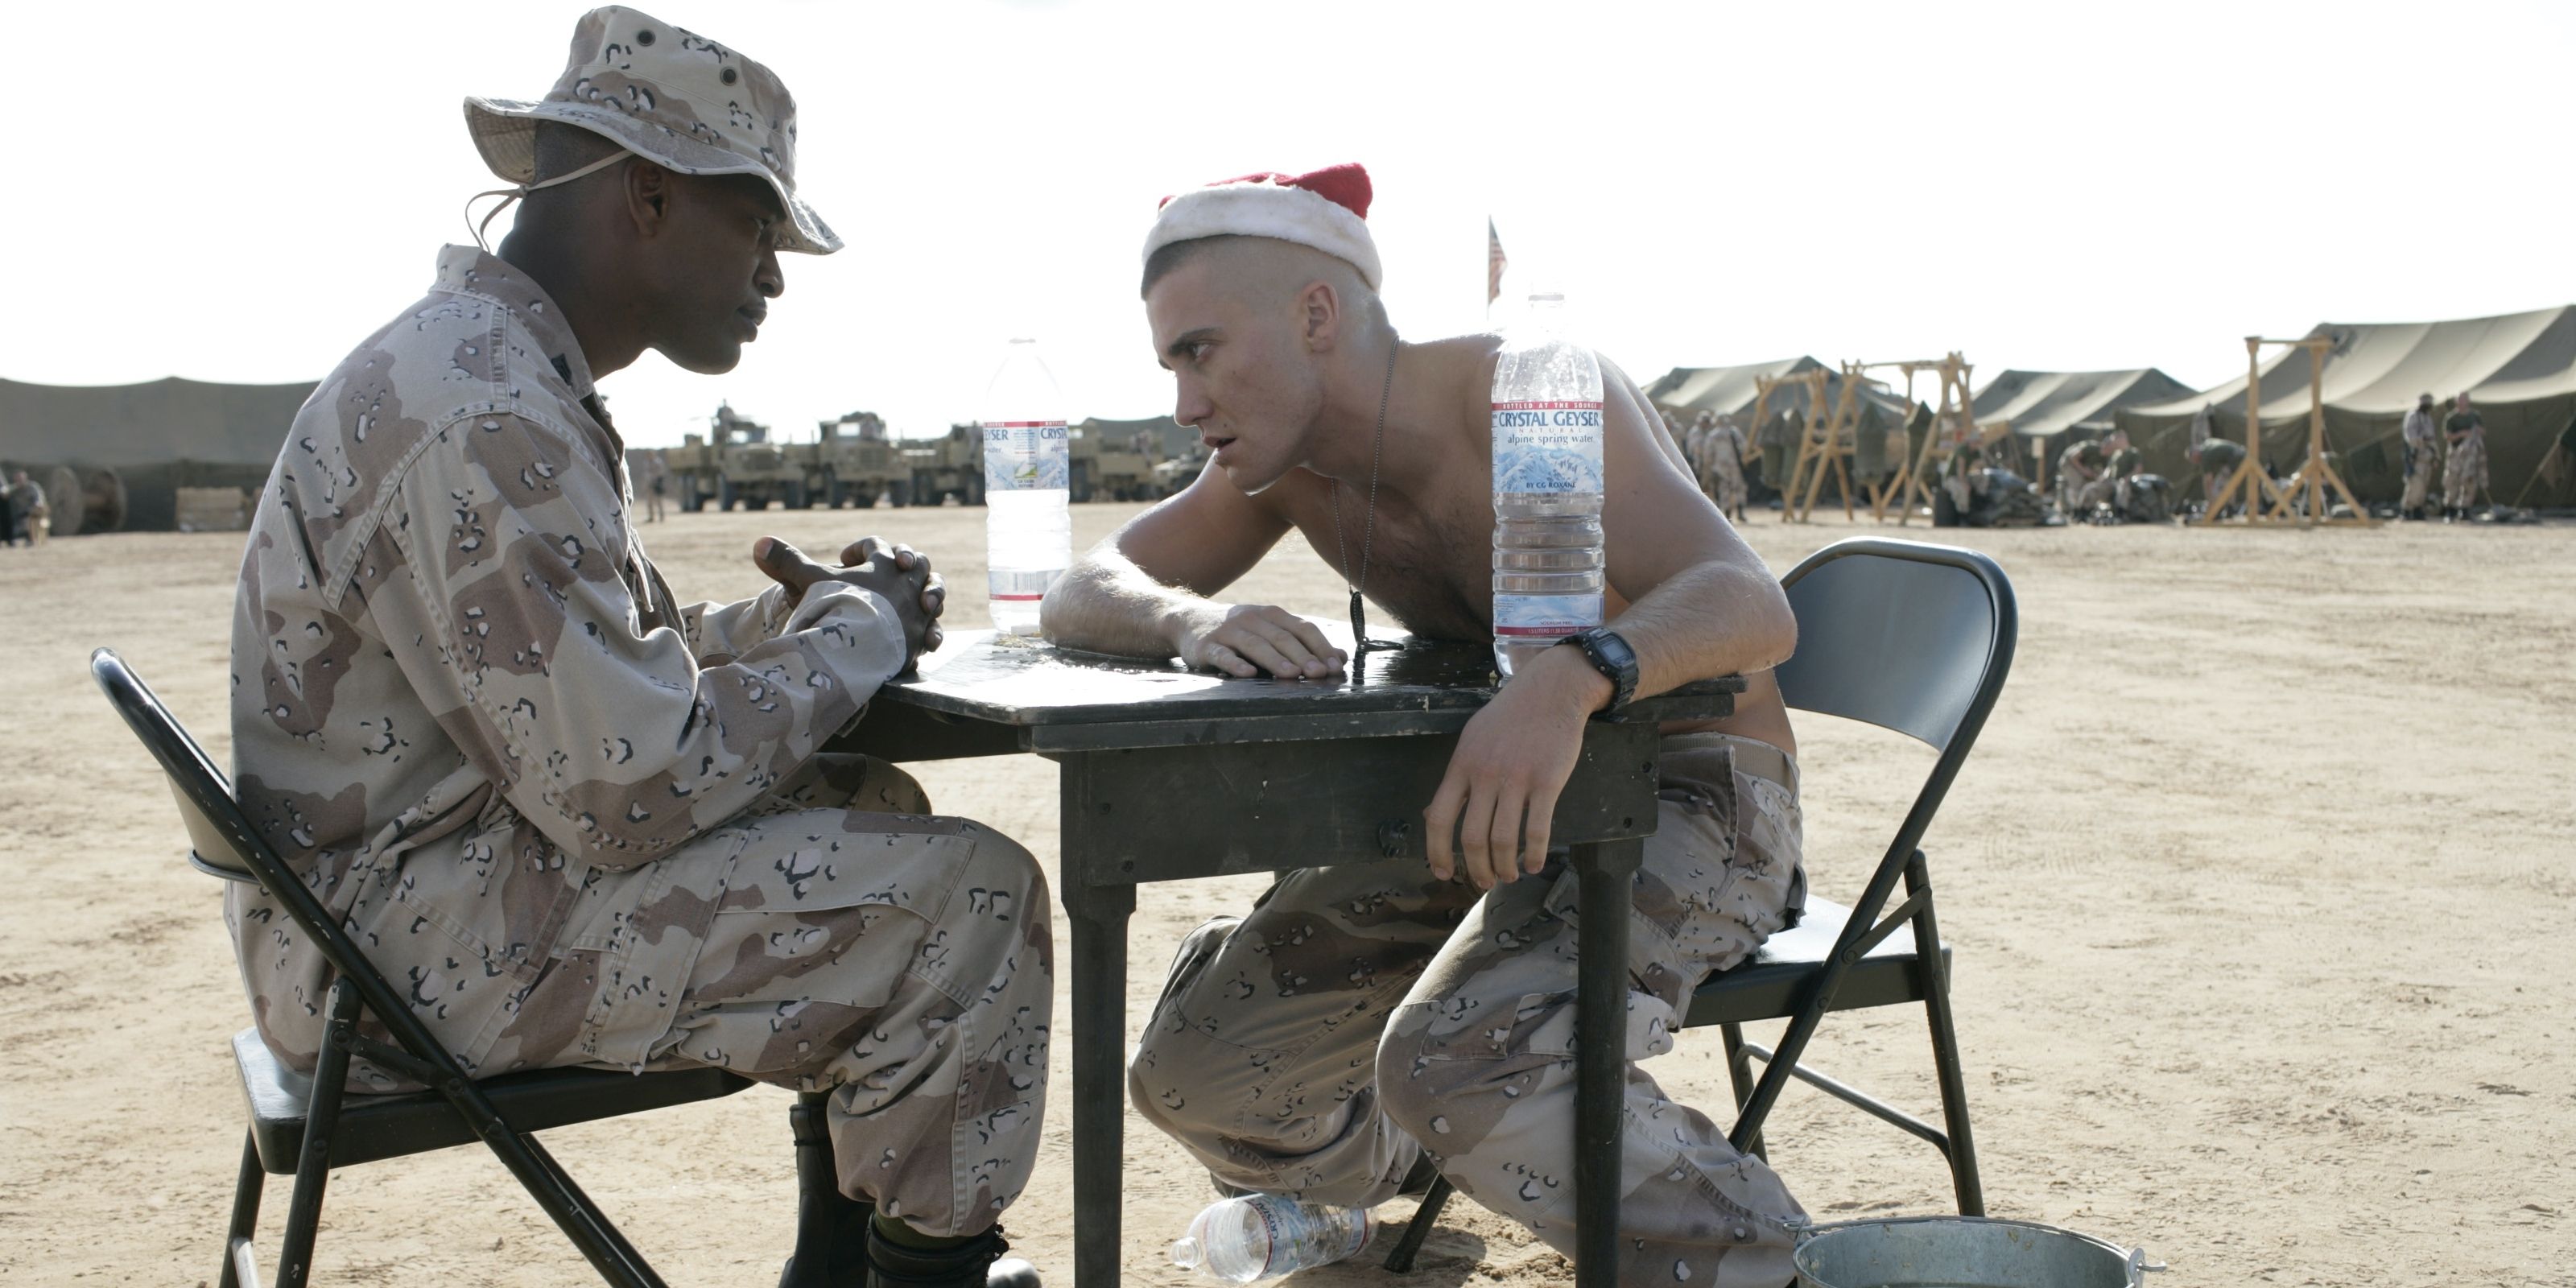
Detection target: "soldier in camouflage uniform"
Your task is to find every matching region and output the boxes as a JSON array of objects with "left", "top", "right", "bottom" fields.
[
  {"left": 2442, "top": 391, "right": 2488, "bottom": 518},
  {"left": 1699, "top": 411, "right": 1751, "bottom": 521},
  {"left": 1046, "top": 166, "right": 1811, "bottom": 1286},
  {"left": 229, "top": 10, "right": 1044, "bottom": 1286}
]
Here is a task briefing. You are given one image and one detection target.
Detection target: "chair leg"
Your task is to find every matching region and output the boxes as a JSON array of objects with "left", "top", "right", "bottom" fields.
[
  {"left": 1905, "top": 851, "right": 1983, "bottom": 1216},
  {"left": 219, "top": 1129, "right": 265, "bottom": 1288},
  {"left": 1720, "top": 1022, "right": 1769, "bottom": 1162},
  {"left": 516, "top": 1133, "right": 665, "bottom": 1288},
  {"left": 1383, "top": 1175, "right": 1455, "bottom": 1273},
  {"left": 275, "top": 980, "right": 361, "bottom": 1288}
]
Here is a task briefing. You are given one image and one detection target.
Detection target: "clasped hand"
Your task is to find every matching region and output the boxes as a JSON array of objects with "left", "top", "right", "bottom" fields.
[{"left": 753, "top": 535, "right": 945, "bottom": 670}]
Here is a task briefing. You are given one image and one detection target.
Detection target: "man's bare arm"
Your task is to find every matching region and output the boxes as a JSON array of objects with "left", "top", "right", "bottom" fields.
[
  {"left": 1593, "top": 358, "right": 1798, "bottom": 692},
  {"left": 1424, "top": 356, "right": 1795, "bottom": 891},
  {"left": 1040, "top": 469, "right": 1346, "bottom": 677}
]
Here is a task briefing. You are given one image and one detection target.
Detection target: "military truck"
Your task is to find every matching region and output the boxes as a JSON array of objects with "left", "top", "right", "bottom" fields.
[
  {"left": 814, "top": 410, "right": 910, "bottom": 508},
  {"left": 902, "top": 423, "right": 986, "bottom": 506},
  {"left": 1147, "top": 417, "right": 1209, "bottom": 498},
  {"left": 673, "top": 402, "right": 811, "bottom": 510},
  {"left": 1068, "top": 416, "right": 1173, "bottom": 502}
]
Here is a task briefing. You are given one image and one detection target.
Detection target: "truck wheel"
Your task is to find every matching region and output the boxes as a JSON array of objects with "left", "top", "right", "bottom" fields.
[
  {"left": 783, "top": 481, "right": 806, "bottom": 510},
  {"left": 717, "top": 477, "right": 737, "bottom": 510},
  {"left": 964, "top": 476, "right": 985, "bottom": 506},
  {"left": 827, "top": 477, "right": 847, "bottom": 509},
  {"left": 888, "top": 481, "right": 911, "bottom": 509}
]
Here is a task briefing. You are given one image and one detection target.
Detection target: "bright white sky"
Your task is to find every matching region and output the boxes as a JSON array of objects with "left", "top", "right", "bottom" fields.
[{"left": 7, "top": 0, "right": 2570, "bottom": 447}]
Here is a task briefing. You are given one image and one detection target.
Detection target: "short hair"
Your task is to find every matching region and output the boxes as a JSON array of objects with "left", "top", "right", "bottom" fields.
[
  {"left": 1140, "top": 234, "right": 1230, "bottom": 297},
  {"left": 1140, "top": 234, "right": 1392, "bottom": 335}
]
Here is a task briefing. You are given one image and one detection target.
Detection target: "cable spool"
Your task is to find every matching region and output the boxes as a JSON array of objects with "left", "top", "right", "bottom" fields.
[
  {"left": 32, "top": 466, "right": 126, "bottom": 536},
  {"left": 45, "top": 466, "right": 80, "bottom": 536}
]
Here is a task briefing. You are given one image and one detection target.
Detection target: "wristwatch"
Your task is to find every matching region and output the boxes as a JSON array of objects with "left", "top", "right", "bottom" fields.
[{"left": 1559, "top": 627, "right": 1639, "bottom": 712}]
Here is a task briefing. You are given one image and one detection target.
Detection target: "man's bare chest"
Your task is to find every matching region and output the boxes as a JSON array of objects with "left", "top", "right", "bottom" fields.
[{"left": 1290, "top": 485, "right": 1491, "bottom": 643}]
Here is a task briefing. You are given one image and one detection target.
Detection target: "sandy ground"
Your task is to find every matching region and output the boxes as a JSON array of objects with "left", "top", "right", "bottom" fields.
[{"left": 2, "top": 501, "right": 2570, "bottom": 1287}]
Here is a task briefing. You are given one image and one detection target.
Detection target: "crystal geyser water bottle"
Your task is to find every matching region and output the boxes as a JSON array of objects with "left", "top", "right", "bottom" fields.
[
  {"left": 1169, "top": 1195, "right": 1374, "bottom": 1282},
  {"left": 1490, "top": 293, "right": 1606, "bottom": 677},
  {"left": 982, "top": 338, "right": 1071, "bottom": 636}
]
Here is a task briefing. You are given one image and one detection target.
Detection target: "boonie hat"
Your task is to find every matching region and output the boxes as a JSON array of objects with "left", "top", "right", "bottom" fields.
[{"left": 464, "top": 6, "right": 839, "bottom": 254}]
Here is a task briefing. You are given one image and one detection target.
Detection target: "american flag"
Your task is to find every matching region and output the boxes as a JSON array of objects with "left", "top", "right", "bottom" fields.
[{"left": 1487, "top": 217, "right": 1509, "bottom": 306}]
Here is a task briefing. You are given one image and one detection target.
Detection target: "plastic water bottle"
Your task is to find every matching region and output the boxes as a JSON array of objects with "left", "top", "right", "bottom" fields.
[
  {"left": 1169, "top": 1195, "right": 1374, "bottom": 1282},
  {"left": 1490, "top": 293, "right": 1605, "bottom": 677},
  {"left": 981, "top": 338, "right": 1071, "bottom": 636}
]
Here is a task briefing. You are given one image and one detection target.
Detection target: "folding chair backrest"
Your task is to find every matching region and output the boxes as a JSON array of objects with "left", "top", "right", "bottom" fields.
[
  {"left": 1773, "top": 539, "right": 2016, "bottom": 758},
  {"left": 89, "top": 648, "right": 266, "bottom": 886}
]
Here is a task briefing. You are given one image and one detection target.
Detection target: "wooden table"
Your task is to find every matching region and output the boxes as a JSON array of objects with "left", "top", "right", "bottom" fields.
[{"left": 835, "top": 631, "right": 1740, "bottom": 1286}]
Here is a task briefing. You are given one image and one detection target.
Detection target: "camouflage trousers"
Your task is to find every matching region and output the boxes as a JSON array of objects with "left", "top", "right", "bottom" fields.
[
  {"left": 2444, "top": 440, "right": 2487, "bottom": 509},
  {"left": 1703, "top": 456, "right": 1748, "bottom": 516},
  {"left": 1131, "top": 733, "right": 1809, "bottom": 1286},
  {"left": 287, "top": 753, "right": 1054, "bottom": 1237}
]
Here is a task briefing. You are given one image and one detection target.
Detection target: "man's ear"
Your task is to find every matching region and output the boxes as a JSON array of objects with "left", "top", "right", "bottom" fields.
[
  {"left": 1298, "top": 279, "right": 1343, "bottom": 352},
  {"left": 624, "top": 162, "right": 675, "bottom": 239}
]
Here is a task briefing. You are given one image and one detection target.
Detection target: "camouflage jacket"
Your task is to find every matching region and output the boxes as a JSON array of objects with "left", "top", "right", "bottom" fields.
[{"left": 228, "top": 245, "right": 905, "bottom": 1067}]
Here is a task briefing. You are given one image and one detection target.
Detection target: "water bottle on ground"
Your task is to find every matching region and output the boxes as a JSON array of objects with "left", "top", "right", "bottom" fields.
[
  {"left": 1490, "top": 292, "right": 1606, "bottom": 677},
  {"left": 1169, "top": 1194, "right": 1375, "bottom": 1282},
  {"left": 981, "top": 338, "right": 1071, "bottom": 636}
]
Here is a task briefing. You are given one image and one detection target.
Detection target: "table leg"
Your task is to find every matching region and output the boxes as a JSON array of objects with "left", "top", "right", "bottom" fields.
[
  {"left": 1062, "top": 878, "right": 1134, "bottom": 1288},
  {"left": 1571, "top": 837, "right": 1642, "bottom": 1288}
]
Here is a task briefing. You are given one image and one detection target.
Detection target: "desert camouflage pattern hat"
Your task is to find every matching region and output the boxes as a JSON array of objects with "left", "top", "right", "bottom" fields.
[{"left": 465, "top": 6, "right": 839, "bottom": 254}]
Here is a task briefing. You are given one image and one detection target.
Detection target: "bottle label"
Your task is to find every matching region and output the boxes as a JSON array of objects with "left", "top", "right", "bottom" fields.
[
  {"left": 1492, "top": 592, "right": 1603, "bottom": 638},
  {"left": 984, "top": 420, "right": 1069, "bottom": 492},
  {"left": 1492, "top": 399, "right": 1604, "bottom": 495},
  {"left": 988, "top": 568, "right": 1061, "bottom": 603}
]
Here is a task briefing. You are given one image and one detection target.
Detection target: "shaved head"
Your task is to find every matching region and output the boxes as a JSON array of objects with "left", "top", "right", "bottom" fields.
[{"left": 1141, "top": 234, "right": 1385, "bottom": 328}]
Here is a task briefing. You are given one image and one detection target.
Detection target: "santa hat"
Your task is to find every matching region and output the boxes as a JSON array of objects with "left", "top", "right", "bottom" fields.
[{"left": 1143, "top": 163, "right": 1381, "bottom": 291}]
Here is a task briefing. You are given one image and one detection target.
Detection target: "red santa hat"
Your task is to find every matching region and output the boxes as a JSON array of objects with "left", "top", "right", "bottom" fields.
[{"left": 1143, "top": 163, "right": 1382, "bottom": 291}]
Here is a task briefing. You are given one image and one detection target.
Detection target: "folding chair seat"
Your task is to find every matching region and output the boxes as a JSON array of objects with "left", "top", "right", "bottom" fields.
[
  {"left": 1386, "top": 537, "right": 2015, "bottom": 1273},
  {"left": 230, "top": 1029, "right": 752, "bottom": 1174},
  {"left": 1683, "top": 897, "right": 1942, "bottom": 1027},
  {"left": 92, "top": 648, "right": 795, "bottom": 1288}
]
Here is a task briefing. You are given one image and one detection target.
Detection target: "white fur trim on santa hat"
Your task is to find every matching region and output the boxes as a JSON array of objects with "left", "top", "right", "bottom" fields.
[{"left": 1143, "top": 182, "right": 1383, "bottom": 291}]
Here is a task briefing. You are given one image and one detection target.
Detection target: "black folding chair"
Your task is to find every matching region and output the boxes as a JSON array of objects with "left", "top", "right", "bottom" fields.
[
  {"left": 1388, "top": 536, "right": 2016, "bottom": 1270},
  {"left": 90, "top": 648, "right": 804, "bottom": 1288}
]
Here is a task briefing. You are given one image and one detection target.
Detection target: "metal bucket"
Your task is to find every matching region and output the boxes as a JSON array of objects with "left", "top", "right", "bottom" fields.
[{"left": 1792, "top": 1216, "right": 2161, "bottom": 1288}]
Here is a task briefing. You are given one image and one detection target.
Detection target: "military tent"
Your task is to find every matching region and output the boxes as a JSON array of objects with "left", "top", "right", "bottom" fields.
[
  {"left": 1971, "top": 368, "right": 2195, "bottom": 485},
  {"left": 1643, "top": 357, "right": 1927, "bottom": 495},
  {"left": 2112, "top": 306, "right": 2576, "bottom": 506},
  {"left": 0, "top": 376, "right": 314, "bottom": 531}
]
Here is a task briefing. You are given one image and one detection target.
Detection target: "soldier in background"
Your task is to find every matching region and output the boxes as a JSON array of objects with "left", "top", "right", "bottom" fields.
[
  {"left": 7, "top": 471, "right": 46, "bottom": 547},
  {"left": 642, "top": 448, "right": 669, "bottom": 522},
  {"left": 1698, "top": 410, "right": 1750, "bottom": 521},
  {"left": 2443, "top": 391, "right": 2488, "bottom": 520},
  {"left": 2055, "top": 438, "right": 2107, "bottom": 515},
  {"left": 2400, "top": 393, "right": 2439, "bottom": 521}
]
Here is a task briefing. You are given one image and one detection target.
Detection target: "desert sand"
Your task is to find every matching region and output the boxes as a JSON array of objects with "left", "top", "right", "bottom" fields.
[{"left": 2, "top": 502, "right": 2568, "bottom": 1286}]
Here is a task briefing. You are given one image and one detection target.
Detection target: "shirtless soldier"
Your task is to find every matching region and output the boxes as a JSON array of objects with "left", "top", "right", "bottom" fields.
[{"left": 1042, "top": 166, "right": 1810, "bottom": 1286}]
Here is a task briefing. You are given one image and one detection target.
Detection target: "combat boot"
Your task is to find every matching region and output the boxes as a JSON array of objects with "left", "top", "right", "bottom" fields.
[
  {"left": 779, "top": 1095, "right": 870, "bottom": 1288},
  {"left": 779, "top": 1095, "right": 1042, "bottom": 1287},
  {"left": 864, "top": 1222, "right": 1042, "bottom": 1287}
]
